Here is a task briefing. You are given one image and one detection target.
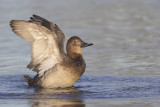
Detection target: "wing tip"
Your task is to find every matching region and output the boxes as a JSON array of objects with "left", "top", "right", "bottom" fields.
[
  {"left": 10, "top": 20, "right": 26, "bottom": 27},
  {"left": 10, "top": 20, "right": 26, "bottom": 32},
  {"left": 10, "top": 20, "right": 18, "bottom": 32},
  {"left": 33, "top": 14, "right": 37, "bottom": 17},
  {"left": 10, "top": 20, "right": 16, "bottom": 28}
]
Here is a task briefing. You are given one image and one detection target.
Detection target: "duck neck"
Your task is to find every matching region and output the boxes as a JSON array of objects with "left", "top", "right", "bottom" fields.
[{"left": 67, "top": 51, "right": 83, "bottom": 60}]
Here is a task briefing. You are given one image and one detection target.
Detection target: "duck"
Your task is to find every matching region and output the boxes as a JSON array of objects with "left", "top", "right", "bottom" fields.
[{"left": 10, "top": 15, "right": 93, "bottom": 88}]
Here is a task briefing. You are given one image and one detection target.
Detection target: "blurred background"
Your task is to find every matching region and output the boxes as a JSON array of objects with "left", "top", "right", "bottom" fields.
[{"left": 1, "top": 0, "right": 160, "bottom": 107}]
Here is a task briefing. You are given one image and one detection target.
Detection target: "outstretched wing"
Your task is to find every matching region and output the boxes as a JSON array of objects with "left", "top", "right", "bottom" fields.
[
  {"left": 29, "top": 15, "right": 65, "bottom": 54},
  {"left": 10, "top": 20, "right": 63, "bottom": 76}
]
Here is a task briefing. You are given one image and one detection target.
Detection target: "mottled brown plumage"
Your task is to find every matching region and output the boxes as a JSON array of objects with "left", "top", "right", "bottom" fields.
[{"left": 10, "top": 15, "right": 93, "bottom": 88}]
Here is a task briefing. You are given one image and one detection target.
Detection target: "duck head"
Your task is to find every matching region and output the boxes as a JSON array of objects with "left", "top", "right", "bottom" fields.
[{"left": 66, "top": 36, "right": 93, "bottom": 59}]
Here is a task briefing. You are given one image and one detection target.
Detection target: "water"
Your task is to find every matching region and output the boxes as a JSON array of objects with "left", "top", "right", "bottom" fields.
[{"left": 1, "top": 0, "right": 160, "bottom": 106}]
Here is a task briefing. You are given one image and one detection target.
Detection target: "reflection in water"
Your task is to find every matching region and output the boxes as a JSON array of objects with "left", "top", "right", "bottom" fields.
[{"left": 31, "top": 88, "right": 85, "bottom": 107}]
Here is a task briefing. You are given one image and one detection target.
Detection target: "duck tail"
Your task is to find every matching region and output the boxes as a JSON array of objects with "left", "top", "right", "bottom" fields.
[{"left": 24, "top": 75, "right": 32, "bottom": 86}]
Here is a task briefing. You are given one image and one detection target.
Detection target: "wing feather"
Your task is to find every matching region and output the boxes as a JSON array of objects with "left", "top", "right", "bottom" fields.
[
  {"left": 10, "top": 20, "right": 62, "bottom": 76},
  {"left": 29, "top": 15, "right": 66, "bottom": 54}
]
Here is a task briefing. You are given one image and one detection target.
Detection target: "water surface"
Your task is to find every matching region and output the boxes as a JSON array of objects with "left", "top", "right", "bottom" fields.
[{"left": 1, "top": 0, "right": 160, "bottom": 106}]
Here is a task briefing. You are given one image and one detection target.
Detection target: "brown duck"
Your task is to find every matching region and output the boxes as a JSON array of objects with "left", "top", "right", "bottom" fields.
[{"left": 10, "top": 15, "right": 93, "bottom": 88}]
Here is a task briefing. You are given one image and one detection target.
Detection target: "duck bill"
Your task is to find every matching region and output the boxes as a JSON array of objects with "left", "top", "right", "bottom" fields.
[{"left": 81, "top": 42, "right": 93, "bottom": 48}]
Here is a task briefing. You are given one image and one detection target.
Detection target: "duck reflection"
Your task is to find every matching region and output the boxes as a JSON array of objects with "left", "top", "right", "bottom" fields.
[{"left": 31, "top": 87, "right": 85, "bottom": 107}]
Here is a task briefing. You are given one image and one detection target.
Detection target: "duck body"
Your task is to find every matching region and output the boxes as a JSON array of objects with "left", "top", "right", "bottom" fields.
[
  {"left": 10, "top": 15, "right": 92, "bottom": 88},
  {"left": 30, "top": 55, "right": 86, "bottom": 88}
]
